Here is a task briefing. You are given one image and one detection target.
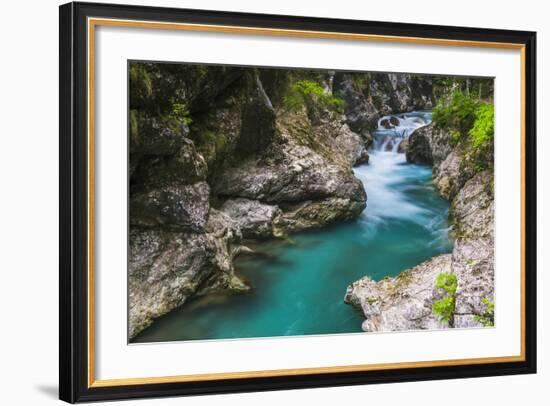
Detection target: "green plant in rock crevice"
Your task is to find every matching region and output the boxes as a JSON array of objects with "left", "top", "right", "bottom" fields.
[
  {"left": 473, "top": 297, "right": 495, "bottom": 327},
  {"left": 169, "top": 99, "right": 193, "bottom": 126},
  {"left": 432, "top": 272, "right": 458, "bottom": 327},
  {"left": 283, "top": 80, "right": 345, "bottom": 115}
]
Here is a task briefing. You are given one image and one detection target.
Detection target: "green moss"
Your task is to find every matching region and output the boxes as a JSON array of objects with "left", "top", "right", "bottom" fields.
[
  {"left": 366, "top": 296, "right": 379, "bottom": 305},
  {"left": 129, "top": 63, "right": 153, "bottom": 102},
  {"left": 130, "top": 109, "right": 139, "bottom": 141},
  {"left": 395, "top": 270, "right": 412, "bottom": 289},
  {"left": 193, "top": 129, "right": 227, "bottom": 165}
]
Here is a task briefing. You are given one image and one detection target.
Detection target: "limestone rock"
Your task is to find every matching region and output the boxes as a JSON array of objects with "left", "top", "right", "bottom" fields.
[
  {"left": 130, "top": 181, "right": 210, "bottom": 231},
  {"left": 128, "top": 209, "right": 249, "bottom": 339},
  {"left": 345, "top": 171, "right": 495, "bottom": 331},
  {"left": 221, "top": 198, "right": 283, "bottom": 239},
  {"left": 344, "top": 255, "right": 452, "bottom": 332}
]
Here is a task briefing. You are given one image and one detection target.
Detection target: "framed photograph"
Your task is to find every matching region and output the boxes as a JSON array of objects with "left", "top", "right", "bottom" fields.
[{"left": 59, "top": 1, "right": 537, "bottom": 403}]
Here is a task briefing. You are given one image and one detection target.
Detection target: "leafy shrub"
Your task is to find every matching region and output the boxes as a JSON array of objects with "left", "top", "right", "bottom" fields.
[
  {"left": 433, "top": 90, "right": 479, "bottom": 138},
  {"left": 433, "top": 90, "right": 494, "bottom": 172},
  {"left": 432, "top": 296, "right": 455, "bottom": 324},
  {"left": 469, "top": 104, "right": 494, "bottom": 150},
  {"left": 435, "top": 272, "right": 458, "bottom": 295},
  {"left": 473, "top": 297, "right": 495, "bottom": 327},
  {"left": 283, "top": 80, "right": 345, "bottom": 114},
  {"left": 169, "top": 100, "right": 192, "bottom": 125},
  {"left": 432, "top": 272, "right": 458, "bottom": 326}
]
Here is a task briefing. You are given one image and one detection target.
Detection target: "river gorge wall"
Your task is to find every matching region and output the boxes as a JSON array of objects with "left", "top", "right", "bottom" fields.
[
  {"left": 128, "top": 63, "right": 483, "bottom": 338},
  {"left": 345, "top": 123, "right": 495, "bottom": 330}
]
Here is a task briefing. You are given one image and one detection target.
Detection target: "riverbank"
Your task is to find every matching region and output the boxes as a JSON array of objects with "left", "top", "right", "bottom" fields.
[{"left": 345, "top": 121, "right": 495, "bottom": 331}]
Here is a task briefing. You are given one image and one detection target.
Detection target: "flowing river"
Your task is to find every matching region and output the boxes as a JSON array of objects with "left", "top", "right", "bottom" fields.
[{"left": 132, "top": 111, "right": 453, "bottom": 343}]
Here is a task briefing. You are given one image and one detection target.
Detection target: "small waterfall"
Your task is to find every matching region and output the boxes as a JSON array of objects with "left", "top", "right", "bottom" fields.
[
  {"left": 353, "top": 110, "right": 449, "bottom": 246},
  {"left": 372, "top": 111, "right": 432, "bottom": 152}
]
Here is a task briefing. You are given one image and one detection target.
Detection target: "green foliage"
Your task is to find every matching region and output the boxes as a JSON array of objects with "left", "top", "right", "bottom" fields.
[
  {"left": 449, "top": 129, "right": 462, "bottom": 145},
  {"left": 473, "top": 297, "right": 495, "bottom": 327},
  {"left": 433, "top": 90, "right": 494, "bottom": 173},
  {"left": 283, "top": 80, "right": 345, "bottom": 114},
  {"left": 469, "top": 104, "right": 494, "bottom": 150},
  {"left": 432, "top": 296, "right": 455, "bottom": 324},
  {"left": 432, "top": 272, "right": 458, "bottom": 325},
  {"left": 351, "top": 74, "right": 368, "bottom": 91},
  {"left": 435, "top": 272, "right": 458, "bottom": 295},
  {"left": 433, "top": 90, "right": 479, "bottom": 138},
  {"left": 169, "top": 100, "right": 192, "bottom": 125},
  {"left": 432, "top": 77, "right": 494, "bottom": 101}
]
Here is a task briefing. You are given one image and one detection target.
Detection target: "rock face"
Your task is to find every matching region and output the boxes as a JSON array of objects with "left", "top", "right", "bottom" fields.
[
  {"left": 345, "top": 255, "right": 452, "bottom": 332},
  {"left": 221, "top": 198, "right": 283, "bottom": 239},
  {"left": 333, "top": 72, "right": 434, "bottom": 136},
  {"left": 451, "top": 171, "right": 494, "bottom": 327},
  {"left": 345, "top": 170, "right": 494, "bottom": 331},
  {"left": 213, "top": 106, "right": 368, "bottom": 236},
  {"left": 406, "top": 125, "right": 434, "bottom": 165},
  {"left": 347, "top": 122, "right": 495, "bottom": 331},
  {"left": 129, "top": 210, "right": 249, "bottom": 338},
  {"left": 128, "top": 64, "right": 380, "bottom": 338}
]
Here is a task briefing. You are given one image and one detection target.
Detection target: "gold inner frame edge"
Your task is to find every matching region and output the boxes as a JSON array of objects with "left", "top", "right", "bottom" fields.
[{"left": 87, "top": 17, "right": 527, "bottom": 388}]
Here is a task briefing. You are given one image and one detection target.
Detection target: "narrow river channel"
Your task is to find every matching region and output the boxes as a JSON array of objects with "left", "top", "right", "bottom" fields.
[{"left": 132, "top": 111, "right": 453, "bottom": 343}]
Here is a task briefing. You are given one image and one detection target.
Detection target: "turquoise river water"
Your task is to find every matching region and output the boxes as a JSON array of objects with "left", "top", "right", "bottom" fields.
[{"left": 132, "top": 111, "right": 453, "bottom": 343}]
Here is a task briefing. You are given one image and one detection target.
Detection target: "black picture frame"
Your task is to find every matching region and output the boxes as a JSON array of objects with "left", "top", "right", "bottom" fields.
[{"left": 59, "top": 1, "right": 537, "bottom": 403}]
